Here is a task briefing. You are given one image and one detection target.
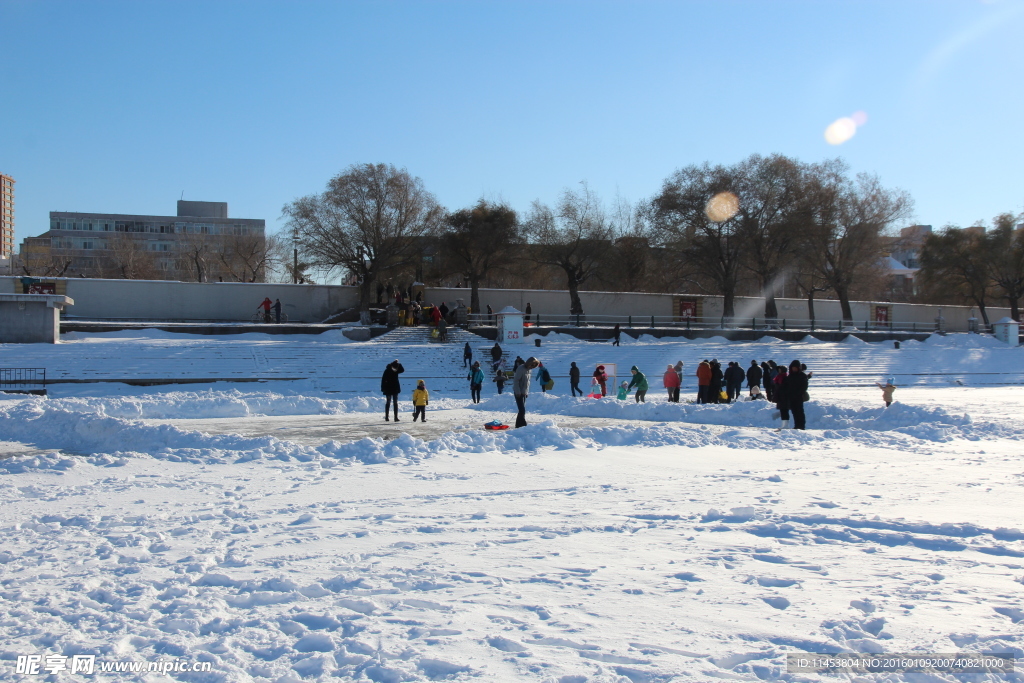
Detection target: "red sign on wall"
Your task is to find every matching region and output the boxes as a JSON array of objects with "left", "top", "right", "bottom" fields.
[{"left": 679, "top": 300, "right": 697, "bottom": 319}]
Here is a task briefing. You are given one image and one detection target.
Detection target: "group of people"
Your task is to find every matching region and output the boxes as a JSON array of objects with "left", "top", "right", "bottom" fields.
[
  {"left": 385, "top": 338, "right": 908, "bottom": 431},
  {"left": 257, "top": 297, "right": 283, "bottom": 324},
  {"left": 380, "top": 359, "right": 430, "bottom": 422}
]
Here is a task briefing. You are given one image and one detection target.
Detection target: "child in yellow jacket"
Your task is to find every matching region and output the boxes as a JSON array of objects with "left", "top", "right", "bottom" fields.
[{"left": 412, "top": 380, "right": 429, "bottom": 422}]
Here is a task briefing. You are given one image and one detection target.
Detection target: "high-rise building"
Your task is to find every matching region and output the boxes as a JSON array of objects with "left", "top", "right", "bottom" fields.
[{"left": 0, "top": 173, "right": 14, "bottom": 258}]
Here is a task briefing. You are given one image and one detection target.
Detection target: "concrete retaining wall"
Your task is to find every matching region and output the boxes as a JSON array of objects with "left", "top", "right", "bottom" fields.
[
  {"left": 0, "top": 277, "right": 1008, "bottom": 329},
  {"left": 0, "top": 277, "right": 358, "bottom": 323}
]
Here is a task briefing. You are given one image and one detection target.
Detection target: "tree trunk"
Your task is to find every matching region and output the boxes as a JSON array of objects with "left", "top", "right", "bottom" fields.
[
  {"left": 566, "top": 271, "right": 584, "bottom": 315},
  {"left": 358, "top": 275, "right": 375, "bottom": 312},
  {"left": 836, "top": 285, "right": 854, "bottom": 324},
  {"left": 1009, "top": 296, "right": 1020, "bottom": 322},
  {"left": 764, "top": 287, "right": 778, "bottom": 319},
  {"left": 977, "top": 300, "right": 990, "bottom": 326},
  {"left": 722, "top": 288, "right": 735, "bottom": 318},
  {"left": 470, "top": 276, "right": 481, "bottom": 316},
  {"left": 807, "top": 290, "right": 816, "bottom": 322}
]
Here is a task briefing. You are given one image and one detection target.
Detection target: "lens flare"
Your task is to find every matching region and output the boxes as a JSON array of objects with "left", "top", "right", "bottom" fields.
[
  {"left": 705, "top": 192, "right": 739, "bottom": 222},
  {"left": 824, "top": 117, "right": 857, "bottom": 145},
  {"left": 851, "top": 110, "right": 868, "bottom": 126}
]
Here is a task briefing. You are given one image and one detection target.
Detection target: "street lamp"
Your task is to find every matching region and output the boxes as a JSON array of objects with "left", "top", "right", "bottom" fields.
[{"left": 292, "top": 227, "right": 298, "bottom": 285}]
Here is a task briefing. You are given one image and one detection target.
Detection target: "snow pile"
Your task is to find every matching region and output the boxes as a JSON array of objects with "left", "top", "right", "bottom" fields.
[
  {"left": 473, "top": 392, "right": 981, "bottom": 438},
  {"left": 46, "top": 391, "right": 388, "bottom": 419}
]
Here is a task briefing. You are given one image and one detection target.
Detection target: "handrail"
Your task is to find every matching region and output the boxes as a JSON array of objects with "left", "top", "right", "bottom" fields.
[{"left": 465, "top": 313, "right": 982, "bottom": 334}]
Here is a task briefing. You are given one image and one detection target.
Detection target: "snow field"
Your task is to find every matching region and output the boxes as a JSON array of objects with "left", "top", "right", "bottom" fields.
[{"left": 1, "top": 330, "right": 1023, "bottom": 682}]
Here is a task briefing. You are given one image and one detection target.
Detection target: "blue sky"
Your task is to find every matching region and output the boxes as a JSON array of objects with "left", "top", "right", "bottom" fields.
[{"left": 2, "top": 0, "right": 1022, "bottom": 242}]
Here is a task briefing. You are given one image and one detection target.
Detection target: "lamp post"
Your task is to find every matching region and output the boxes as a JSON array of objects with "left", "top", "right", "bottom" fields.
[{"left": 292, "top": 227, "right": 298, "bottom": 284}]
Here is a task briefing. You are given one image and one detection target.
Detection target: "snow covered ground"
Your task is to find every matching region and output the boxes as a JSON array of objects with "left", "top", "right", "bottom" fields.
[{"left": 1, "top": 329, "right": 1022, "bottom": 682}]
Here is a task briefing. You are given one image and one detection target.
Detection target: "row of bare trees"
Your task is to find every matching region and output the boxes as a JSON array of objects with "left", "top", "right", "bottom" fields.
[
  {"left": 18, "top": 231, "right": 280, "bottom": 282},
  {"left": 918, "top": 213, "right": 1024, "bottom": 324},
  {"left": 285, "top": 158, "right": 916, "bottom": 323}
]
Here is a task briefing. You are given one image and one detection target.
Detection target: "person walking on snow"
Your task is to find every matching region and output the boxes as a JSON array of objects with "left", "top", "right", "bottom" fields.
[
  {"left": 627, "top": 365, "right": 648, "bottom": 403},
  {"left": 494, "top": 367, "right": 506, "bottom": 394},
  {"left": 463, "top": 342, "right": 473, "bottom": 368},
  {"left": 467, "top": 361, "right": 485, "bottom": 403},
  {"left": 513, "top": 357, "right": 540, "bottom": 428},
  {"left": 412, "top": 380, "right": 429, "bottom": 422},
  {"left": 380, "top": 359, "right": 405, "bottom": 422},
  {"left": 490, "top": 342, "right": 503, "bottom": 371},
  {"left": 612, "top": 324, "right": 621, "bottom": 346},
  {"left": 536, "top": 362, "right": 553, "bottom": 393},
  {"left": 674, "top": 361, "right": 684, "bottom": 398},
  {"left": 663, "top": 364, "right": 681, "bottom": 402},
  {"left": 259, "top": 297, "right": 273, "bottom": 323},
  {"left": 876, "top": 378, "right": 896, "bottom": 407},
  {"left": 273, "top": 299, "right": 282, "bottom": 324},
  {"left": 569, "top": 362, "right": 582, "bottom": 397}
]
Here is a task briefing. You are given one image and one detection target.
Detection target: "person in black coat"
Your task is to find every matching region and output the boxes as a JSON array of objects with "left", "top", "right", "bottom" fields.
[
  {"left": 763, "top": 361, "right": 776, "bottom": 402},
  {"left": 490, "top": 342, "right": 503, "bottom": 370},
  {"left": 569, "top": 361, "right": 582, "bottom": 396},
  {"left": 773, "top": 364, "right": 789, "bottom": 428},
  {"left": 784, "top": 359, "right": 810, "bottom": 430},
  {"left": 725, "top": 362, "right": 744, "bottom": 402},
  {"left": 381, "top": 359, "right": 405, "bottom": 422},
  {"left": 747, "top": 360, "right": 763, "bottom": 396},
  {"left": 463, "top": 342, "right": 473, "bottom": 368},
  {"left": 709, "top": 360, "right": 724, "bottom": 404}
]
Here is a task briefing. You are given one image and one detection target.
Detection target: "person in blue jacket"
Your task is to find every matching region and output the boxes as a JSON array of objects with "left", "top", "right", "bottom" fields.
[{"left": 467, "top": 361, "right": 485, "bottom": 403}]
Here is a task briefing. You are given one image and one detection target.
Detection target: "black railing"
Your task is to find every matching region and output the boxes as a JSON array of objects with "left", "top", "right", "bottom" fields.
[
  {"left": 0, "top": 368, "right": 47, "bottom": 395},
  {"left": 467, "top": 313, "right": 973, "bottom": 334}
]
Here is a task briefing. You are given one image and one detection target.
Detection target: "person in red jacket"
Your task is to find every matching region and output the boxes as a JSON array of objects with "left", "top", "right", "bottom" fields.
[
  {"left": 593, "top": 365, "right": 608, "bottom": 397},
  {"left": 258, "top": 297, "right": 272, "bottom": 323},
  {"left": 663, "top": 364, "right": 681, "bottom": 402},
  {"left": 430, "top": 304, "right": 442, "bottom": 325},
  {"left": 695, "top": 359, "right": 712, "bottom": 404}
]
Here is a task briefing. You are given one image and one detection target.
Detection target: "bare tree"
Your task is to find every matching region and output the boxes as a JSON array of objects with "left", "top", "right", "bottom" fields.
[
  {"left": 918, "top": 225, "right": 993, "bottom": 325},
  {"left": 798, "top": 161, "right": 913, "bottom": 324},
  {"left": 607, "top": 194, "right": 652, "bottom": 292},
  {"left": 443, "top": 200, "right": 520, "bottom": 313},
  {"left": 283, "top": 163, "right": 444, "bottom": 311},
  {"left": 651, "top": 163, "right": 745, "bottom": 317},
  {"left": 524, "top": 183, "right": 613, "bottom": 315},
  {"left": 218, "top": 233, "right": 273, "bottom": 282},
  {"left": 985, "top": 212, "right": 1024, "bottom": 321},
  {"left": 178, "top": 232, "right": 212, "bottom": 282},
  {"left": 733, "top": 154, "right": 803, "bottom": 319},
  {"left": 105, "top": 233, "right": 157, "bottom": 280}
]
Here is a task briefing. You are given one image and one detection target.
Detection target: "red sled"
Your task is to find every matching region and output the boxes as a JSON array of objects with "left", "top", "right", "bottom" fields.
[{"left": 484, "top": 424, "right": 509, "bottom": 430}]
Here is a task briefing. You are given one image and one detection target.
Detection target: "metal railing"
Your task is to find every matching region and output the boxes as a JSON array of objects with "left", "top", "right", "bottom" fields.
[
  {"left": 466, "top": 313, "right": 972, "bottom": 334},
  {"left": 0, "top": 368, "right": 47, "bottom": 395}
]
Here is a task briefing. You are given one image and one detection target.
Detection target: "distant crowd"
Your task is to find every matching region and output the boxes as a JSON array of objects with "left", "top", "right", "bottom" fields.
[{"left": 383, "top": 339, "right": 900, "bottom": 432}]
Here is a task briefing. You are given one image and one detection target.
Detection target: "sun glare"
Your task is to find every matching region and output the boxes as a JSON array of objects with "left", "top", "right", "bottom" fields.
[
  {"left": 705, "top": 191, "right": 740, "bottom": 222},
  {"left": 824, "top": 116, "right": 858, "bottom": 145}
]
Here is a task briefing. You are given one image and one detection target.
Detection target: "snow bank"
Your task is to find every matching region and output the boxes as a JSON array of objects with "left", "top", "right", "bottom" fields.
[{"left": 472, "top": 392, "right": 988, "bottom": 439}]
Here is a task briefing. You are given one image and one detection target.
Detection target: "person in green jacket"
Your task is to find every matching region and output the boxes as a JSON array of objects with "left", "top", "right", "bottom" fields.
[{"left": 627, "top": 365, "right": 648, "bottom": 403}]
